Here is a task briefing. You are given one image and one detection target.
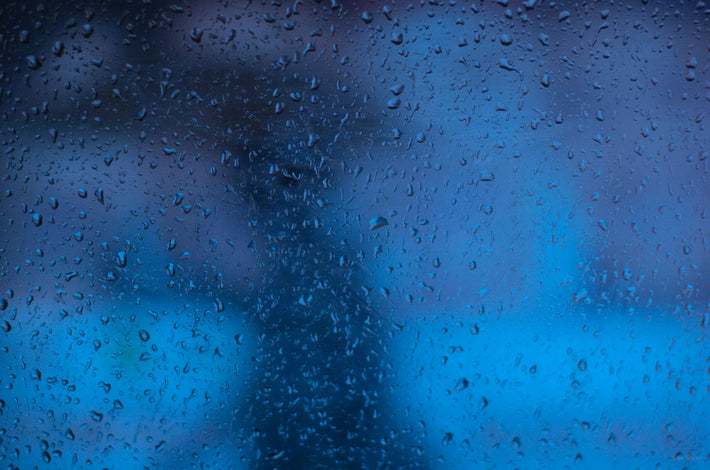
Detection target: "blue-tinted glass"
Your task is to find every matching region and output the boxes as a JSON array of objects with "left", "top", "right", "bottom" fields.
[{"left": 0, "top": 1, "right": 708, "bottom": 468}]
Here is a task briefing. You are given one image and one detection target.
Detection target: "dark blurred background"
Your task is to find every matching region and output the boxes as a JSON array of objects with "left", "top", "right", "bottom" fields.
[{"left": 0, "top": 1, "right": 708, "bottom": 468}]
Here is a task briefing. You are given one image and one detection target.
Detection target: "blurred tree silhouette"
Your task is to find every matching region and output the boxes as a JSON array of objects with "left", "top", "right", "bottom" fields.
[{"left": 0, "top": 0, "right": 420, "bottom": 468}]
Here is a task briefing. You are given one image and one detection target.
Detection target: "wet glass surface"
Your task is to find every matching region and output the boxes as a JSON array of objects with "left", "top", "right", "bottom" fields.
[{"left": 0, "top": 1, "right": 709, "bottom": 468}]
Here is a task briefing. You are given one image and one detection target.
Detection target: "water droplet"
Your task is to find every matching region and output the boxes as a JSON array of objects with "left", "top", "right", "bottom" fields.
[
  {"left": 369, "top": 216, "right": 388, "bottom": 230},
  {"left": 95, "top": 188, "right": 104, "bottom": 204},
  {"left": 499, "top": 58, "right": 516, "bottom": 71},
  {"left": 390, "top": 83, "right": 404, "bottom": 95},
  {"left": 479, "top": 396, "right": 488, "bottom": 409},
  {"left": 573, "top": 288, "right": 588, "bottom": 303},
  {"left": 442, "top": 432, "right": 453, "bottom": 446},
  {"left": 455, "top": 378, "right": 469, "bottom": 391},
  {"left": 26, "top": 55, "right": 41, "bottom": 69},
  {"left": 190, "top": 28, "right": 203, "bottom": 42},
  {"left": 387, "top": 98, "right": 401, "bottom": 109},
  {"left": 307, "top": 133, "right": 320, "bottom": 147},
  {"left": 52, "top": 41, "right": 64, "bottom": 56}
]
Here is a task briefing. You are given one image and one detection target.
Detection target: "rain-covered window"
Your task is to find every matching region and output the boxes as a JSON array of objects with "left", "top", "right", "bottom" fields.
[{"left": 1, "top": 1, "right": 708, "bottom": 468}]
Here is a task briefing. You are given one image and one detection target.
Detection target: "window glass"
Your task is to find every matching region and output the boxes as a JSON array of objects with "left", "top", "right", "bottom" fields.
[{"left": 0, "top": 1, "right": 708, "bottom": 468}]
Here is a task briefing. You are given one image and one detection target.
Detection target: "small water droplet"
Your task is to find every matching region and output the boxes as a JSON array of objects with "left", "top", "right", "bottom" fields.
[
  {"left": 52, "top": 41, "right": 64, "bottom": 56},
  {"left": 95, "top": 188, "right": 104, "bottom": 204},
  {"left": 26, "top": 55, "right": 41, "bottom": 69},
  {"left": 455, "top": 378, "right": 469, "bottom": 391},
  {"left": 390, "top": 83, "right": 404, "bottom": 95},
  {"left": 369, "top": 216, "right": 388, "bottom": 230},
  {"left": 573, "top": 288, "right": 588, "bottom": 303}
]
